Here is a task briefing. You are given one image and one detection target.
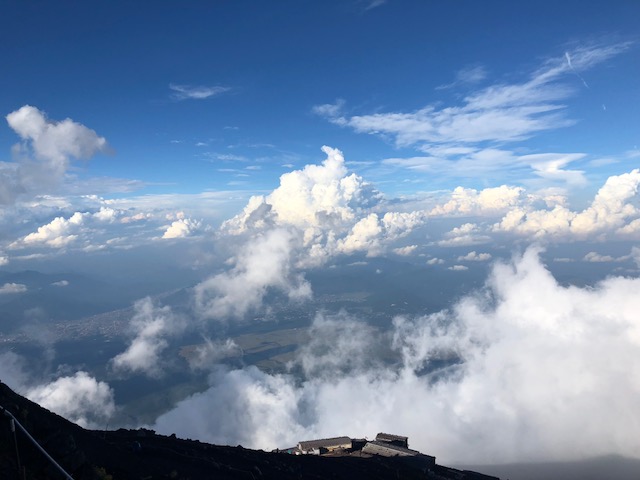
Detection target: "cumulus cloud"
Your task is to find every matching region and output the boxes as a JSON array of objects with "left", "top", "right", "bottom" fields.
[
  {"left": 494, "top": 169, "right": 640, "bottom": 239},
  {"left": 425, "top": 168, "right": 640, "bottom": 246},
  {"left": 25, "top": 371, "right": 115, "bottom": 428},
  {"left": 20, "top": 212, "right": 84, "bottom": 248},
  {"left": 224, "top": 146, "right": 372, "bottom": 232},
  {"left": 337, "top": 211, "right": 423, "bottom": 257},
  {"left": 154, "top": 247, "right": 640, "bottom": 464},
  {"left": 458, "top": 251, "right": 492, "bottom": 262},
  {"left": 111, "top": 298, "right": 184, "bottom": 377},
  {"left": 222, "top": 146, "right": 422, "bottom": 263},
  {"left": 11, "top": 207, "right": 120, "bottom": 249},
  {"left": 195, "top": 147, "right": 425, "bottom": 321},
  {"left": 1, "top": 106, "right": 108, "bottom": 204},
  {"left": 437, "top": 223, "right": 491, "bottom": 247},
  {"left": 0, "top": 282, "right": 27, "bottom": 294},
  {"left": 393, "top": 245, "right": 418, "bottom": 256},
  {"left": 448, "top": 264, "right": 469, "bottom": 271},
  {"left": 583, "top": 251, "right": 616, "bottom": 263},
  {"left": 162, "top": 212, "right": 205, "bottom": 239},
  {"left": 430, "top": 184, "right": 528, "bottom": 216}
]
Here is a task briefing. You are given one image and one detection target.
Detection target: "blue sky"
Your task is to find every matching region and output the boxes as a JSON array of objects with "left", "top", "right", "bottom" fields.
[{"left": 1, "top": 1, "right": 638, "bottom": 200}]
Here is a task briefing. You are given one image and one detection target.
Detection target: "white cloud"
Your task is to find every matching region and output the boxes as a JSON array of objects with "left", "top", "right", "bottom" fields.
[
  {"left": 0, "top": 282, "right": 27, "bottom": 294},
  {"left": 437, "top": 65, "right": 488, "bottom": 90},
  {"left": 199, "top": 147, "right": 427, "bottom": 319},
  {"left": 311, "top": 99, "right": 346, "bottom": 118},
  {"left": 458, "top": 251, "right": 492, "bottom": 262},
  {"left": 185, "top": 338, "right": 242, "bottom": 371},
  {"left": 1, "top": 105, "right": 108, "bottom": 204},
  {"left": 520, "top": 153, "right": 587, "bottom": 186},
  {"left": 51, "top": 280, "right": 69, "bottom": 287},
  {"left": 20, "top": 212, "right": 85, "bottom": 248},
  {"left": 162, "top": 212, "right": 205, "bottom": 239},
  {"left": 438, "top": 223, "right": 491, "bottom": 247},
  {"left": 111, "top": 298, "right": 184, "bottom": 377},
  {"left": 0, "top": 255, "right": 7, "bottom": 266},
  {"left": 228, "top": 146, "right": 370, "bottom": 231},
  {"left": 222, "top": 146, "right": 422, "bottom": 263},
  {"left": 337, "top": 211, "right": 423, "bottom": 257},
  {"left": 393, "top": 245, "right": 418, "bottom": 256},
  {"left": 316, "top": 43, "right": 629, "bottom": 185},
  {"left": 448, "top": 264, "right": 469, "bottom": 271},
  {"left": 430, "top": 184, "right": 528, "bottom": 216},
  {"left": 617, "top": 218, "right": 640, "bottom": 237},
  {"left": 494, "top": 169, "right": 640, "bottom": 240},
  {"left": 10, "top": 207, "right": 124, "bottom": 250},
  {"left": 583, "top": 252, "right": 615, "bottom": 263},
  {"left": 426, "top": 257, "right": 444, "bottom": 265},
  {"left": 154, "top": 247, "right": 640, "bottom": 464},
  {"left": 6, "top": 105, "right": 108, "bottom": 167},
  {"left": 383, "top": 149, "right": 589, "bottom": 187},
  {"left": 25, "top": 371, "right": 115, "bottom": 428},
  {"left": 363, "top": 0, "right": 386, "bottom": 11},
  {"left": 194, "top": 228, "right": 312, "bottom": 321},
  {"left": 317, "top": 44, "right": 629, "bottom": 148},
  {"left": 169, "top": 83, "right": 231, "bottom": 100}
]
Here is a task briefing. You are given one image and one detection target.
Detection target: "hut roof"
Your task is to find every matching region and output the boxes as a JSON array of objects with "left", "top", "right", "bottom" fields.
[
  {"left": 362, "top": 441, "right": 422, "bottom": 457},
  {"left": 376, "top": 432, "right": 409, "bottom": 443},
  {"left": 298, "top": 436, "right": 352, "bottom": 451}
]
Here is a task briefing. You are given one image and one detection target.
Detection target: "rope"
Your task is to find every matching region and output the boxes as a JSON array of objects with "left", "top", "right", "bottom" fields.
[{"left": 1, "top": 404, "right": 74, "bottom": 480}]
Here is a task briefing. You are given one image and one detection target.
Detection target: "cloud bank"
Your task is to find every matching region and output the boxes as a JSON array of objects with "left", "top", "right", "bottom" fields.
[{"left": 155, "top": 247, "right": 640, "bottom": 464}]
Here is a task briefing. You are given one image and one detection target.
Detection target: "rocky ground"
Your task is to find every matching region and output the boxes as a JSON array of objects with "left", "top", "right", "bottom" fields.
[{"left": 0, "top": 381, "right": 497, "bottom": 480}]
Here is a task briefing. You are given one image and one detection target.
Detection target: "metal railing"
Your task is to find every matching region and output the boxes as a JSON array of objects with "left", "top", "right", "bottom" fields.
[{"left": 1, "top": 404, "right": 74, "bottom": 480}]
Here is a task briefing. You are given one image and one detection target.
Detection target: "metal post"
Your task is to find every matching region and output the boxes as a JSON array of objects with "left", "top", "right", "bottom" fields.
[
  {"left": 1, "top": 405, "right": 74, "bottom": 480},
  {"left": 10, "top": 417, "right": 23, "bottom": 480}
]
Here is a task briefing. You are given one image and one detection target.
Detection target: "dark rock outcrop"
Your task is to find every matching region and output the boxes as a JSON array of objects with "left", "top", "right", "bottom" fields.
[{"left": 0, "top": 381, "right": 498, "bottom": 479}]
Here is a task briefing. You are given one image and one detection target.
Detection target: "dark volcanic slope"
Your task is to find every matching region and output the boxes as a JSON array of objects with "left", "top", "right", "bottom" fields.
[{"left": 0, "top": 381, "right": 497, "bottom": 480}]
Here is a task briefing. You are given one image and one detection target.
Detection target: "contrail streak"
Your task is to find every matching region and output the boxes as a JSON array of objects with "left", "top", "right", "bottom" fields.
[{"left": 565, "top": 51, "right": 589, "bottom": 88}]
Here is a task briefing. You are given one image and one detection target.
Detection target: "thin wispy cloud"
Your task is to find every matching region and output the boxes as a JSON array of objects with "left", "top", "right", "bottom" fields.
[
  {"left": 314, "top": 42, "right": 630, "bottom": 149},
  {"left": 169, "top": 83, "right": 231, "bottom": 100},
  {"left": 0, "top": 283, "right": 27, "bottom": 295},
  {"left": 436, "top": 65, "right": 488, "bottom": 90},
  {"left": 362, "top": 0, "right": 386, "bottom": 11}
]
